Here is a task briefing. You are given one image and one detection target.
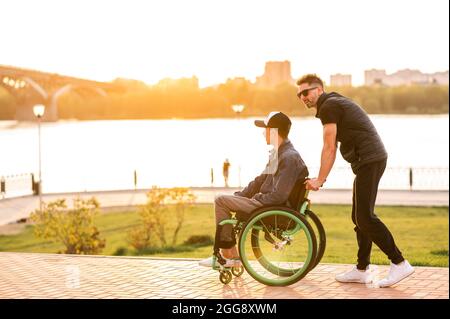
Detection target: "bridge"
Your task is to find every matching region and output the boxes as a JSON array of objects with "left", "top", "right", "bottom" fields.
[{"left": 0, "top": 65, "right": 125, "bottom": 121}]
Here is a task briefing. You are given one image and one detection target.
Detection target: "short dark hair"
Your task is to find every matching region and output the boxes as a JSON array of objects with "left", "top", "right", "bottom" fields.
[
  {"left": 296, "top": 74, "right": 324, "bottom": 87},
  {"left": 278, "top": 127, "right": 290, "bottom": 139}
]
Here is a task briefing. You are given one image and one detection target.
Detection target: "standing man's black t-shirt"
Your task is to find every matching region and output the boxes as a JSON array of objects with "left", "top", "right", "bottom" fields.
[{"left": 316, "top": 92, "right": 388, "bottom": 172}]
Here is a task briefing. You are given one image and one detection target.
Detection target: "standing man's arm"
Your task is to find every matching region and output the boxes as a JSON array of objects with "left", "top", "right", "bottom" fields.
[{"left": 306, "top": 123, "right": 337, "bottom": 191}]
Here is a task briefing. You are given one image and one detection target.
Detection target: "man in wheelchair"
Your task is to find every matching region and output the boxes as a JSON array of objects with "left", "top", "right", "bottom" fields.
[{"left": 199, "top": 111, "right": 309, "bottom": 268}]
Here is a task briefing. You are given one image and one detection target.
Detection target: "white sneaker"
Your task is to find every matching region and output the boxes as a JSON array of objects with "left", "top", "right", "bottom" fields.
[
  {"left": 377, "top": 260, "right": 415, "bottom": 288},
  {"left": 335, "top": 266, "right": 374, "bottom": 284},
  {"left": 198, "top": 256, "right": 241, "bottom": 268},
  {"left": 366, "top": 264, "right": 378, "bottom": 273}
]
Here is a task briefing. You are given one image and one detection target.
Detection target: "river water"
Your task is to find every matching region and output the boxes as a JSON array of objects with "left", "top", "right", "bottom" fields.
[{"left": 0, "top": 115, "right": 448, "bottom": 194}]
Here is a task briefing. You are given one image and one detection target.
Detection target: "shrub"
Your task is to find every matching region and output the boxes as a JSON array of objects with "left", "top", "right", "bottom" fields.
[
  {"left": 113, "top": 247, "right": 129, "bottom": 256},
  {"left": 169, "top": 187, "right": 196, "bottom": 246},
  {"left": 127, "top": 186, "right": 196, "bottom": 251},
  {"left": 127, "top": 225, "right": 155, "bottom": 251},
  {"left": 183, "top": 235, "right": 214, "bottom": 247},
  {"left": 29, "top": 197, "right": 106, "bottom": 254}
]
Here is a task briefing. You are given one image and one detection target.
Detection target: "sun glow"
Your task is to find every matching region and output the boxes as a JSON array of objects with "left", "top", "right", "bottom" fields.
[{"left": 1, "top": 0, "right": 448, "bottom": 87}]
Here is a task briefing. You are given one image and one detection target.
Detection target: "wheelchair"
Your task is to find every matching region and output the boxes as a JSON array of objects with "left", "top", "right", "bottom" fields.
[{"left": 211, "top": 179, "right": 326, "bottom": 286}]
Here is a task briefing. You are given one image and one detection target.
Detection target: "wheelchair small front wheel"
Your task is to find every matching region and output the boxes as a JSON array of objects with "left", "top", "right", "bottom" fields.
[
  {"left": 219, "top": 270, "right": 232, "bottom": 284},
  {"left": 231, "top": 265, "right": 244, "bottom": 277}
]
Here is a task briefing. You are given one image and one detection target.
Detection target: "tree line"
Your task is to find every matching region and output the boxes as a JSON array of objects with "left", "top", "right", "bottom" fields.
[{"left": 0, "top": 78, "right": 448, "bottom": 120}]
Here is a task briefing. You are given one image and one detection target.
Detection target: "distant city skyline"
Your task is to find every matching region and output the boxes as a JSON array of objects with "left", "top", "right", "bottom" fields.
[
  {"left": 1, "top": 0, "right": 448, "bottom": 88},
  {"left": 2, "top": 62, "right": 448, "bottom": 90},
  {"left": 2, "top": 58, "right": 448, "bottom": 89}
]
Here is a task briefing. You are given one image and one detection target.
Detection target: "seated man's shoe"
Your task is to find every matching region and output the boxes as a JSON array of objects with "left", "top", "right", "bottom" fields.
[
  {"left": 198, "top": 256, "right": 215, "bottom": 267},
  {"left": 335, "top": 266, "right": 374, "bottom": 284},
  {"left": 377, "top": 260, "right": 414, "bottom": 288},
  {"left": 198, "top": 256, "right": 241, "bottom": 268}
]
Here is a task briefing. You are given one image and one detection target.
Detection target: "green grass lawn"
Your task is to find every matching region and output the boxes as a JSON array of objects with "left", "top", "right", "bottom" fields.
[{"left": 0, "top": 204, "right": 448, "bottom": 267}]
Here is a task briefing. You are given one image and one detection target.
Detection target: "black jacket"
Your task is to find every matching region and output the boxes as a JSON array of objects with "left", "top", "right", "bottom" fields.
[
  {"left": 316, "top": 92, "right": 388, "bottom": 172},
  {"left": 234, "top": 139, "right": 308, "bottom": 207}
]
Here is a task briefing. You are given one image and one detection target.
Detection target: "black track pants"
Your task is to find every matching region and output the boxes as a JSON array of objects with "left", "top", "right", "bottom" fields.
[{"left": 351, "top": 159, "right": 404, "bottom": 270}]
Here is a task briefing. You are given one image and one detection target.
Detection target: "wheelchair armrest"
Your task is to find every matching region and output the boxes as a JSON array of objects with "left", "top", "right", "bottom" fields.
[{"left": 218, "top": 219, "right": 238, "bottom": 226}]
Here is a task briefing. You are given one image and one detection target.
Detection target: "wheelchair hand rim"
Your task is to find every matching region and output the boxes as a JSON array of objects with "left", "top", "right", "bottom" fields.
[{"left": 239, "top": 209, "right": 315, "bottom": 286}]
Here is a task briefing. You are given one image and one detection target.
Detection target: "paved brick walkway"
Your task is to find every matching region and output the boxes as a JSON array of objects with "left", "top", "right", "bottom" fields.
[{"left": 0, "top": 252, "right": 447, "bottom": 299}]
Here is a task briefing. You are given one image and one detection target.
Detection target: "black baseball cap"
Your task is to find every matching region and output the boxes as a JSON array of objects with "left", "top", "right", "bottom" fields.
[{"left": 254, "top": 111, "right": 292, "bottom": 132}]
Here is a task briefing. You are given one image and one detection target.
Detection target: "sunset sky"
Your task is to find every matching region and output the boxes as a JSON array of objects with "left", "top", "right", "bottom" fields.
[{"left": 2, "top": 0, "right": 449, "bottom": 87}]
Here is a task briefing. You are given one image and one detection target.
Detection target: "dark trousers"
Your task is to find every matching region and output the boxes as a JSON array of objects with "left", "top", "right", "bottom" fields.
[{"left": 352, "top": 159, "right": 404, "bottom": 270}]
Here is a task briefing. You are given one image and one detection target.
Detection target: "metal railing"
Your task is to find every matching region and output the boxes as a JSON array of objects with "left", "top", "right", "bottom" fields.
[
  {"left": 0, "top": 173, "right": 36, "bottom": 199},
  {"left": 0, "top": 167, "right": 448, "bottom": 200},
  {"left": 308, "top": 167, "right": 449, "bottom": 190}
]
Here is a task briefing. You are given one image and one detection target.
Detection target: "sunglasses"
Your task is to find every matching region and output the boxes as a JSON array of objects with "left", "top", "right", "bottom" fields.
[{"left": 297, "top": 86, "right": 318, "bottom": 98}]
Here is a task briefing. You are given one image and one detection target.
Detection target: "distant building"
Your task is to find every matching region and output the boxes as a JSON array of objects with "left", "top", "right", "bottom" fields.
[
  {"left": 330, "top": 73, "right": 352, "bottom": 87},
  {"left": 364, "top": 69, "right": 388, "bottom": 86},
  {"left": 429, "top": 71, "right": 450, "bottom": 85},
  {"left": 256, "top": 61, "right": 294, "bottom": 88},
  {"left": 365, "top": 69, "right": 449, "bottom": 86}
]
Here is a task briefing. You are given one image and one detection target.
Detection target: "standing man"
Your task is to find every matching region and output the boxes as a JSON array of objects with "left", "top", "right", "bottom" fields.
[
  {"left": 223, "top": 159, "right": 231, "bottom": 187},
  {"left": 296, "top": 74, "right": 414, "bottom": 287}
]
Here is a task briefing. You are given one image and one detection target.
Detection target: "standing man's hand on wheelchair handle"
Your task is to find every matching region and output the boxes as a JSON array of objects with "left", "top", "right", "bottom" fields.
[{"left": 305, "top": 178, "right": 325, "bottom": 191}]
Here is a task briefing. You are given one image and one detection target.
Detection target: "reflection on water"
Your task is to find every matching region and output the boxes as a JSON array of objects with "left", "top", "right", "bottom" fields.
[{"left": 0, "top": 115, "right": 448, "bottom": 193}]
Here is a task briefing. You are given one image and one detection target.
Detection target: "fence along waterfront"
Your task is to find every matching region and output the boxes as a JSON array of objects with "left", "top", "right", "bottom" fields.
[{"left": 1, "top": 167, "right": 448, "bottom": 199}]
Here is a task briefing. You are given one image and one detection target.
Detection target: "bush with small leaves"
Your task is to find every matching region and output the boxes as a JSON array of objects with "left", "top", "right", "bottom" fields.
[
  {"left": 127, "top": 186, "right": 196, "bottom": 252},
  {"left": 30, "top": 197, "right": 106, "bottom": 254},
  {"left": 183, "top": 235, "right": 214, "bottom": 247}
]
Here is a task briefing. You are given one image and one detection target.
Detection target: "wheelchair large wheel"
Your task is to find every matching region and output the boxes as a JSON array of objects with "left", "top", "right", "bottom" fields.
[
  {"left": 238, "top": 208, "right": 317, "bottom": 286},
  {"left": 305, "top": 210, "right": 326, "bottom": 269}
]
